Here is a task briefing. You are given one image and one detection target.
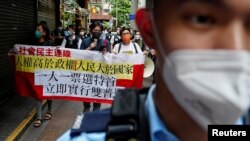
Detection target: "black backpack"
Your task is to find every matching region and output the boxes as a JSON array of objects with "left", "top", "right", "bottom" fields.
[
  {"left": 70, "top": 88, "right": 150, "bottom": 141},
  {"left": 105, "top": 88, "right": 150, "bottom": 141},
  {"left": 106, "top": 33, "right": 112, "bottom": 43},
  {"left": 113, "top": 34, "right": 121, "bottom": 46},
  {"left": 118, "top": 42, "right": 138, "bottom": 54}
]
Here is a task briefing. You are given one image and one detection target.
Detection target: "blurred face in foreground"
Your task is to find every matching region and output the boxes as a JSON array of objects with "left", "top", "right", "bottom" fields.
[
  {"left": 139, "top": 0, "right": 250, "bottom": 53},
  {"left": 136, "top": 0, "right": 250, "bottom": 140}
]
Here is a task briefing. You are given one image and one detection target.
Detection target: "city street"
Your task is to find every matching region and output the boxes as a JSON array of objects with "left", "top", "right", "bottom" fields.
[{"left": 16, "top": 76, "right": 153, "bottom": 141}]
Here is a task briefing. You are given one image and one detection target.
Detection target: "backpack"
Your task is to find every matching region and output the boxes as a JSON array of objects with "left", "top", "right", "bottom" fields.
[
  {"left": 113, "top": 34, "right": 121, "bottom": 46},
  {"left": 106, "top": 33, "right": 112, "bottom": 43},
  {"left": 70, "top": 88, "right": 150, "bottom": 141},
  {"left": 118, "top": 42, "right": 138, "bottom": 54},
  {"left": 105, "top": 88, "right": 150, "bottom": 141}
]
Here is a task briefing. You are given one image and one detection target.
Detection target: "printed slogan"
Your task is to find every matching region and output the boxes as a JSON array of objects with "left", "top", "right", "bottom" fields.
[{"left": 10, "top": 44, "right": 145, "bottom": 104}]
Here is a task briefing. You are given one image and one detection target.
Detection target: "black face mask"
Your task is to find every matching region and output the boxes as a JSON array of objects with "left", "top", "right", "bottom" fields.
[{"left": 92, "top": 32, "right": 101, "bottom": 39}]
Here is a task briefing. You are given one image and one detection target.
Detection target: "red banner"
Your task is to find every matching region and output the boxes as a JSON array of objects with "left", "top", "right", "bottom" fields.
[{"left": 9, "top": 45, "right": 145, "bottom": 104}]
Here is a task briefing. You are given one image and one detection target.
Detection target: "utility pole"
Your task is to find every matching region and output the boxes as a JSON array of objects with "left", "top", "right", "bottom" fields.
[
  {"left": 130, "top": 0, "right": 138, "bottom": 29},
  {"left": 115, "top": 0, "right": 118, "bottom": 27},
  {"left": 62, "top": 0, "right": 65, "bottom": 28}
]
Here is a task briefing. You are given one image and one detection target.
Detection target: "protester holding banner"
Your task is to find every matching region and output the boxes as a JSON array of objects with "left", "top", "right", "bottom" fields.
[
  {"left": 29, "top": 22, "right": 52, "bottom": 46},
  {"left": 29, "top": 23, "right": 54, "bottom": 127},
  {"left": 80, "top": 22, "right": 110, "bottom": 52},
  {"left": 80, "top": 21, "right": 110, "bottom": 112},
  {"left": 56, "top": 0, "right": 250, "bottom": 140},
  {"left": 39, "top": 21, "right": 55, "bottom": 43},
  {"left": 112, "top": 27, "right": 142, "bottom": 54}
]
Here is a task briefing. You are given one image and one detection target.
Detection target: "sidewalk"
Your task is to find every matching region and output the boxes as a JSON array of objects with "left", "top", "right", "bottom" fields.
[
  {"left": 18, "top": 100, "right": 93, "bottom": 141},
  {"left": 0, "top": 94, "right": 46, "bottom": 141}
]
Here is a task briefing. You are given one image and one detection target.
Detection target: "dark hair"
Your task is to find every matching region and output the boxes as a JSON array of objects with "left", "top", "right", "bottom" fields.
[
  {"left": 56, "top": 21, "right": 62, "bottom": 27},
  {"left": 78, "top": 27, "right": 86, "bottom": 31},
  {"left": 36, "top": 23, "right": 50, "bottom": 41},
  {"left": 68, "top": 25, "right": 75, "bottom": 29},
  {"left": 89, "top": 21, "right": 104, "bottom": 31},
  {"left": 39, "top": 21, "right": 48, "bottom": 27},
  {"left": 119, "top": 27, "right": 131, "bottom": 36},
  {"left": 39, "top": 21, "right": 51, "bottom": 39}
]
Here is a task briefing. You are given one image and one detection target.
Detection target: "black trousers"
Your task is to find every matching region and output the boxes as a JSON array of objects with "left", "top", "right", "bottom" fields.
[{"left": 83, "top": 102, "right": 101, "bottom": 111}]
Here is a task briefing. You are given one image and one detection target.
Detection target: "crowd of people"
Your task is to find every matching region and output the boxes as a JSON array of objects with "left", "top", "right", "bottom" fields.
[
  {"left": 29, "top": 20, "right": 156, "bottom": 127},
  {"left": 31, "top": 20, "right": 156, "bottom": 54},
  {"left": 56, "top": 0, "right": 250, "bottom": 140}
]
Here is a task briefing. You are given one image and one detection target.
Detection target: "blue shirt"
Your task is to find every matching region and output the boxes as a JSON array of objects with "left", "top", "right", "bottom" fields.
[
  {"left": 57, "top": 84, "right": 244, "bottom": 141},
  {"left": 57, "top": 84, "right": 179, "bottom": 141},
  {"left": 145, "top": 84, "right": 179, "bottom": 141}
]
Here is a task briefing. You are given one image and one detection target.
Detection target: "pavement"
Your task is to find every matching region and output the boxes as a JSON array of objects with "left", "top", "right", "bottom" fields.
[
  {"left": 0, "top": 76, "right": 153, "bottom": 141},
  {"left": 0, "top": 95, "right": 40, "bottom": 141}
]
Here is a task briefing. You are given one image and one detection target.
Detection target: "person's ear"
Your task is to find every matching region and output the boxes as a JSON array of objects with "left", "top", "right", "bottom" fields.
[{"left": 136, "top": 9, "right": 157, "bottom": 49}]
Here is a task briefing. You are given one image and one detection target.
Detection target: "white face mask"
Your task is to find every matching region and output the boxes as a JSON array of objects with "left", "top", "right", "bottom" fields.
[
  {"left": 80, "top": 31, "right": 85, "bottom": 36},
  {"left": 151, "top": 13, "right": 250, "bottom": 131},
  {"left": 164, "top": 50, "right": 250, "bottom": 130},
  {"left": 135, "top": 35, "right": 141, "bottom": 40}
]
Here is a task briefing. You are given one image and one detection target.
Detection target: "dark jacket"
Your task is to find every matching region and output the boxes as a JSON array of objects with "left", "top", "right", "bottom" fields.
[
  {"left": 32, "top": 40, "right": 53, "bottom": 46},
  {"left": 65, "top": 36, "right": 79, "bottom": 49},
  {"left": 80, "top": 37, "right": 110, "bottom": 52}
]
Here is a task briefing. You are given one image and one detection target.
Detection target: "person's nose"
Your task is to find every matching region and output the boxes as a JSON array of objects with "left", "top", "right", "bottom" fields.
[{"left": 215, "top": 20, "right": 248, "bottom": 50}]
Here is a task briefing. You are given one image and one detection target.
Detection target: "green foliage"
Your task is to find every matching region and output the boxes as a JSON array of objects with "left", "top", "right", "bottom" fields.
[
  {"left": 108, "top": 0, "right": 131, "bottom": 28},
  {"left": 103, "top": 21, "right": 111, "bottom": 29},
  {"left": 64, "top": 12, "right": 70, "bottom": 19}
]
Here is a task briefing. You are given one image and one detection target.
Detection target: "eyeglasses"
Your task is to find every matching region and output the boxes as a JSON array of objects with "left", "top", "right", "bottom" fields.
[{"left": 121, "top": 32, "right": 130, "bottom": 35}]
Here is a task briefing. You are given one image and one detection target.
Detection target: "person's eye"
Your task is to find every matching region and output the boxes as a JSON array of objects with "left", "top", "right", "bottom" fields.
[{"left": 184, "top": 14, "right": 216, "bottom": 28}]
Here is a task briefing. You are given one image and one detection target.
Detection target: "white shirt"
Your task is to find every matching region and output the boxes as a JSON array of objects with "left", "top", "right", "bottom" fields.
[
  {"left": 113, "top": 42, "right": 142, "bottom": 54},
  {"left": 78, "top": 38, "right": 82, "bottom": 49}
]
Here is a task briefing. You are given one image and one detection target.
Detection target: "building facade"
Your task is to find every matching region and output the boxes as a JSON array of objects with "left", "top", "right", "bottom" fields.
[{"left": 0, "top": 0, "right": 60, "bottom": 103}]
